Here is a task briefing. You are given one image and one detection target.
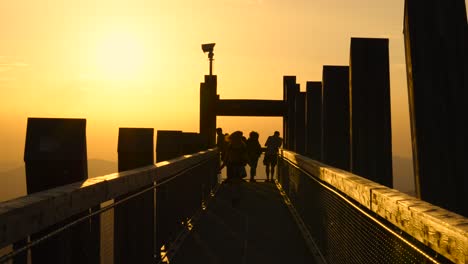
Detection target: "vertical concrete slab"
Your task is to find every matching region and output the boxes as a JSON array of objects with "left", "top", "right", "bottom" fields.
[
  {"left": 115, "top": 128, "right": 154, "bottom": 264},
  {"left": 349, "top": 38, "right": 393, "bottom": 188},
  {"left": 24, "top": 118, "right": 88, "bottom": 192},
  {"left": 322, "top": 66, "right": 350, "bottom": 171},
  {"left": 305, "top": 81, "right": 322, "bottom": 161},
  {"left": 180, "top": 132, "right": 204, "bottom": 155},
  {"left": 22, "top": 118, "right": 99, "bottom": 264},
  {"left": 200, "top": 75, "right": 217, "bottom": 148},
  {"left": 118, "top": 128, "right": 154, "bottom": 171},
  {"left": 283, "top": 76, "right": 299, "bottom": 151},
  {"left": 156, "top": 130, "right": 182, "bottom": 162},
  {"left": 404, "top": 0, "right": 468, "bottom": 216},
  {"left": 295, "top": 92, "right": 306, "bottom": 155}
]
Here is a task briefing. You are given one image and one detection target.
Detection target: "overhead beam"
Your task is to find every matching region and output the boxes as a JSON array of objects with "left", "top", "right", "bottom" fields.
[{"left": 216, "top": 99, "right": 285, "bottom": 116}]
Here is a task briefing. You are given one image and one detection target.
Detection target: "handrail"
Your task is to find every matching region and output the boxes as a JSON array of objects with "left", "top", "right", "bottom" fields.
[
  {"left": 281, "top": 149, "right": 468, "bottom": 264},
  {"left": 0, "top": 148, "right": 218, "bottom": 249}
]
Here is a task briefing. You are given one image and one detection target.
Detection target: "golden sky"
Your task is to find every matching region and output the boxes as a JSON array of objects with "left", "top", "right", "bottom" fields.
[{"left": 2, "top": 0, "right": 464, "bottom": 169}]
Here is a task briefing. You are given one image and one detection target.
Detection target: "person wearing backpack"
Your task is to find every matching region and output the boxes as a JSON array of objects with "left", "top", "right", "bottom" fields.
[
  {"left": 219, "top": 131, "right": 248, "bottom": 207},
  {"left": 246, "top": 131, "right": 262, "bottom": 182},
  {"left": 220, "top": 131, "right": 248, "bottom": 180}
]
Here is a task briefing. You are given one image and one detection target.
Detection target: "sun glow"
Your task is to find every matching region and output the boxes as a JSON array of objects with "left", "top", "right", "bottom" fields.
[{"left": 94, "top": 31, "right": 147, "bottom": 81}]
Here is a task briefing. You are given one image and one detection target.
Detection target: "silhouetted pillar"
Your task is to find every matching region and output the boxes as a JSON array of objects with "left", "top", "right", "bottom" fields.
[
  {"left": 200, "top": 75, "right": 217, "bottom": 148},
  {"left": 21, "top": 118, "right": 99, "bottom": 264},
  {"left": 305, "top": 81, "right": 322, "bottom": 161},
  {"left": 283, "top": 76, "right": 299, "bottom": 151},
  {"left": 404, "top": 0, "right": 468, "bottom": 216},
  {"left": 322, "top": 66, "right": 350, "bottom": 171},
  {"left": 349, "top": 38, "right": 393, "bottom": 188},
  {"left": 115, "top": 128, "right": 154, "bottom": 264},
  {"left": 156, "top": 130, "right": 182, "bottom": 162},
  {"left": 295, "top": 92, "right": 306, "bottom": 155},
  {"left": 180, "top": 132, "right": 203, "bottom": 155}
]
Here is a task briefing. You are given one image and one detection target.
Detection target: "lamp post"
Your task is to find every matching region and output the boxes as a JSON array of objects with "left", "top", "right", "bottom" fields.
[{"left": 202, "top": 43, "right": 216, "bottom": 76}]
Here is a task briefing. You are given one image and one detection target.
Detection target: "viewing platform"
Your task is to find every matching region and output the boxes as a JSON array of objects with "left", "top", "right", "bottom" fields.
[
  {"left": 1, "top": 1, "right": 468, "bottom": 262},
  {"left": 170, "top": 179, "right": 318, "bottom": 264}
]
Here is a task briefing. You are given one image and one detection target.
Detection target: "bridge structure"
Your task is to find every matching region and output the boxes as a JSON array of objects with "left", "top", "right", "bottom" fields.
[{"left": 1, "top": 1, "right": 468, "bottom": 263}]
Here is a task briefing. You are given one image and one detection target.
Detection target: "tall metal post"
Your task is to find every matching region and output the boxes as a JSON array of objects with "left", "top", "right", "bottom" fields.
[
  {"left": 115, "top": 128, "right": 154, "bottom": 264},
  {"left": 208, "top": 51, "right": 214, "bottom": 76},
  {"left": 322, "top": 66, "right": 350, "bottom": 171},
  {"left": 295, "top": 92, "right": 306, "bottom": 155},
  {"left": 199, "top": 75, "right": 218, "bottom": 148},
  {"left": 349, "top": 38, "right": 393, "bottom": 188},
  {"left": 283, "top": 76, "right": 299, "bottom": 151},
  {"left": 404, "top": 0, "right": 468, "bottom": 216},
  {"left": 22, "top": 118, "right": 99, "bottom": 264},
  {"left": 305, "top": 81, "right": 322, "bottom": 161}
]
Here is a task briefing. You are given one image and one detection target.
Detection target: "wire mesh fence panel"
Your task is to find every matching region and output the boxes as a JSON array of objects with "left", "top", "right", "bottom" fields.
[
  {"left": 100, "top": 200, "right": 114, "bottom": 264},
  {"left": 0, "top": 150, "right": 220, "bottom": 264},
  {"left": 278, "top": 158, "right": 453, "bottom": 264}
]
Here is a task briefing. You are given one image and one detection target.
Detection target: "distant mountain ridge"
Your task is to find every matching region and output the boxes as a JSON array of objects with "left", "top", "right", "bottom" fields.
[
  {"left": 0, "top": 156, "right": 415, "bottom": 202},
  {"left": 0, "top": 159, "right": 117, "bottom": 202}
]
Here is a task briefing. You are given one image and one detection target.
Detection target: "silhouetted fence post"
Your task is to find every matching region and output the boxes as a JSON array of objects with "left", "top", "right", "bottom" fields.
[
  {"left": 115, "top": 128, "right": 154, "bottom": 264},
  {"left": 349, "top": 38, "right": 393, "bottom": 188},
  {"left": 322, "top": 66, "right": 350, "bottom": 171},
  {"left": 295, "top": 92, "right": 306, "bottom": 155},
  {"left": 283, "top": 76, "right": 299, "bottom": 151},
  {"left": 180, "top": 132, "right": 204, "bottom": 155},
  {"left": 305, "top": 81, "right": 322, "bottom": 161},
  {"left": 404, "top": 0, "right": 468, "bottom": 216},
  {"left": 21, "top": 118, "right": 99, "bottom": 264},
  {"left": 200, "top": 75, "right": 217, "bottom": 148},
  {"left": 155, "top": 130, "right": 181, "bottom": 261},
  {"left": 156, "top": 130, "right": 183, "bottom": 162}
]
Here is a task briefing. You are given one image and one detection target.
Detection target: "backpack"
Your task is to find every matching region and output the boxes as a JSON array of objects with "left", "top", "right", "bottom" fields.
[{"left": 227, "top": 142, "right": 248, "bottom": 166}]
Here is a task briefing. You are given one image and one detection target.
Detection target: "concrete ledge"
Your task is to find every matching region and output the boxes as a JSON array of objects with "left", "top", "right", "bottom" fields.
[
  {"left": 0, "top": 149, "right": 217, "bottom": 249},
  {"left": 281, "top": 149, "right": 468, "bottom": 263}
]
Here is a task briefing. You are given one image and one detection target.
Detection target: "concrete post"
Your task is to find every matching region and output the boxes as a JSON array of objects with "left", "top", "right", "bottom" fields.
[
  {"left": 115, "top": 128, "right": 154, "bottom": 264},
  {"left": 22, "top": 118, "right": 99, "bottom": 264},
  {"left": 305, "top": 82, "right": 322, "bottom": 161},
  {"left": 200, "top": 75, "right": 217, "bottom": 148},
  {"left": 295, "top": 92, "right": 306, "bottom": 155},
  {"left": 349, "top": 38, "right": 393, "bottom": 188},
  {"left": 404, "top": 0, "right": 468, "bottom": 216},
  {"left": 322, "top": 66, "right": 350, "bottom": 171}
]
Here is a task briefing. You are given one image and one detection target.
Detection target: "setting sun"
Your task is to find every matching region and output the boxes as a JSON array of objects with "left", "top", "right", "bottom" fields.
[{"left": 93, "top": 31, "right": 146, "bottom": 81}]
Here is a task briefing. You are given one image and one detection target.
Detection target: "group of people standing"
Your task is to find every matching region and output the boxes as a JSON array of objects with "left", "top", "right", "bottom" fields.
[{"left": 216, "top": 128, "right": 283, "bottom": 182}]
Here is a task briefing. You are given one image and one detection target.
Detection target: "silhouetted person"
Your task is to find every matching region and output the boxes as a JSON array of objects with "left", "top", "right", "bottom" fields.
[
  {"left": 216, "top": 128, "right": 227, "bottom": 161},
  {"left": 220, "top": 131, "right": 248, "bottom": 207},
  {"left": 263, "top": 131, "right": 283, "bottom": 182},
  {"left": 246, "top": 131, "right": 262, "bottom": 182},
  {"left": 220, "top": 131, "right": 248, "bottom": 179}
]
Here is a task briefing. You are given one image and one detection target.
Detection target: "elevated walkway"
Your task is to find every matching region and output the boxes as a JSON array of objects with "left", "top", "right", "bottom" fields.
[
  {"left": 1, "top": 149, "right": 466, "bottom": 264},
  {"left": 171, "top": 180, "right": 317, "bottom": 264}
]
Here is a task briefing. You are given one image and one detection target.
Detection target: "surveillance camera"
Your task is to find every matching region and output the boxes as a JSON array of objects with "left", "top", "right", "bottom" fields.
[{"left": 201, "top": 43, "right": 215, "bottom": 53}]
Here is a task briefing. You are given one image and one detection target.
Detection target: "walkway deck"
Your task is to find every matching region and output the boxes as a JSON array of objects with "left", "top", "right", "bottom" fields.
[{"left": 171, "top": 180, "right": 316, "bottom": 264}]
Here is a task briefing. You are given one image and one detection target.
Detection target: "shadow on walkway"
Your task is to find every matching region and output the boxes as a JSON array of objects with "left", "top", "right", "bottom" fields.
[{"left": 170, "top": 180, "right": 316, "bottom": 264}]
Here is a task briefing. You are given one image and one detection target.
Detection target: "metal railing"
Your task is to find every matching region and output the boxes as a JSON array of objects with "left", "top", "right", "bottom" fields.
[
  {"left": 278, "top": 149, "right": 468, "bottom": 264},
  {"left": 1, "top": 148, "right": 466, "bottom": 263},
  {"left": 0, "top": 149, "right": 219, "bottom": 264}
]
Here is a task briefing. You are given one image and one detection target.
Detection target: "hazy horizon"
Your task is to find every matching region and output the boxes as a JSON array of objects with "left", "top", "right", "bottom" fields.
[{"left": 0, "top": 154, "right": 415, "bottom": 202}]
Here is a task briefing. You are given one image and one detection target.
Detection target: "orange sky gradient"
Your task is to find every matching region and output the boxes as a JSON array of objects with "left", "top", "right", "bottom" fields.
[{"left": 1, "top": 1, "right": 466, "bottom": 170}]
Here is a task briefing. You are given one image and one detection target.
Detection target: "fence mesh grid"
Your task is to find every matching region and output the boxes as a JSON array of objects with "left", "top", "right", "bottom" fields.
[
  {"left": 278, "top": 158, "right": 452, "bottom": 264},
  {"left": 0, "top": 155, "right": 219, "bottom": 264}
]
